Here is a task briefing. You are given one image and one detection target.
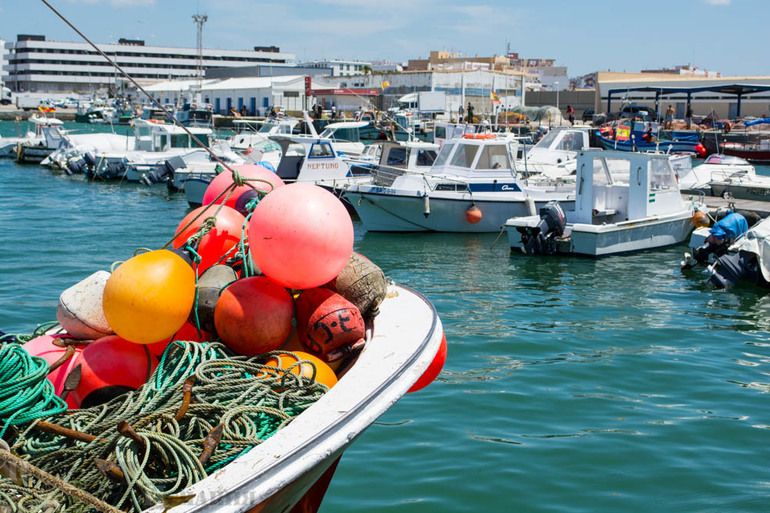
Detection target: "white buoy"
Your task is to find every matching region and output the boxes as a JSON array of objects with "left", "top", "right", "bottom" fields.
[
  {"left": 525, "top": 195, "right": 537, "bottom": 216},
  {"left": 423, "top": 194, "right": 431, "bottom": 218},
  {"left": 57, "top": 270, "right": 114, "bottom": 340}
]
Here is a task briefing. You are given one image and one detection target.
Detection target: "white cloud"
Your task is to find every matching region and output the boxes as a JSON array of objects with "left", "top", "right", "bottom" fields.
[{"left": 703, "top": 0, "right": 731, "bottom": 5}]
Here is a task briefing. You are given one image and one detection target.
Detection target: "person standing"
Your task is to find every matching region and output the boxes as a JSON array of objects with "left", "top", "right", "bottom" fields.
[
  {"left": 685, "top": 104, "right": 693, "bottom": 129},
  {"left": 566, "top": 105, "right": 575, "bottom": 126},
  {"left": 458, "top": 104, "right": 464, "bottom": 123},
  {"left": 466, "top": 102, "right": 474, "bottom": 124},
  {"left": 665, "top": 104, "right": 675, "bottom": 130}
]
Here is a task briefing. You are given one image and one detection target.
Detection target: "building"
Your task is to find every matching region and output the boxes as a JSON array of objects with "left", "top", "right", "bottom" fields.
[
  {"left": 299, "top": 59, "right": 372, "bottom": 77},
  {"left": 0, "top": 38, "right": 7, "bottom": 85},
  {"left": 2, "top": 34, "right": 295, "bottom": 94},
  {"left": 144, "top": 75, "right": 307, "bottom": 116},
  {"left": 594, "top": 71, "right": 770, "bottom": 119}
]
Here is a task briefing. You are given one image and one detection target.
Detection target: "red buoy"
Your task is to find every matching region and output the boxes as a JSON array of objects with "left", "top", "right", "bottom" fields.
[
  {"left": 408, "top": 333, "right": 447, "bottom": 393},
  {"left": 465, "top": 205, "right": 482, "bottom": 224},
  {"left": 172, "top": 205, "right": 246, "bottom": 271},
  {"left": 202, "top": 164, "right": 285, "bottom": 208},
  {"left": 295, "top": 288, "right": 365, "bottom": 361},
  {"left": 214, "top": 276, "right": 294, "bottom": 356},
  {"left": 22, "top": 334, "right": 84, "bottom": 397},
  {"left": 68, "top": 335, "right": 164, "bottom": 409}
]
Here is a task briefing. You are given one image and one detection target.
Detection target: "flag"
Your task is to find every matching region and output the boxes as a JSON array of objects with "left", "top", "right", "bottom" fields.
[
  {"left": 490, "top": 90, "right": 501, "bottom": 103},
  {"left": 380, "top": 80, "right": 390, "bottom": 91},
  {"left": 38, "top": 105, "right": 55, "bottom": 113}
]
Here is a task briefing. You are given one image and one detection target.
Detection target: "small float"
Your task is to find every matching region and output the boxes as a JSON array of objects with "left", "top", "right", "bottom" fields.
[{"left": 0, "top": 174, "right": 445, "bottom": 513}]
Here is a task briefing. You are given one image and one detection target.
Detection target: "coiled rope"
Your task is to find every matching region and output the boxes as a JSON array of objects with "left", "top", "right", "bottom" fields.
[{"left": 1, "top": 340, "right": 329, "bottom": 512}]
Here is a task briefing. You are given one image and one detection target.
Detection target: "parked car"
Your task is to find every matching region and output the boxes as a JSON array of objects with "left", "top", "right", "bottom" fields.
[
  {"left": 582, "top": 109, "right": 595, "bottom": 123},
  {"left": 619, "top": 104, "right": 660, "bottom": 122}
]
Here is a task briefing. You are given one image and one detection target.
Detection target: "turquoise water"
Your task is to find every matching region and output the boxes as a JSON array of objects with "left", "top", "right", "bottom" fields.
[{"left": 2, "top": 121, "right": 770, "bottom": 512}]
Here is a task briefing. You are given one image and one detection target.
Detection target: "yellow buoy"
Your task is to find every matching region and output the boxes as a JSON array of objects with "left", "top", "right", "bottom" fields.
[
  {"left": 693, "top": 211, "right": 710, "bottom": 228},
  {"left": 102, "top": 249, "right": 196, "bottom": 345}
]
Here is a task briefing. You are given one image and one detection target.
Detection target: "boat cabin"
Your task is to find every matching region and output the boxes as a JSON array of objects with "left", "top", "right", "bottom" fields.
[
  {"left": 524, "top": 127, "right": 590, "bottom": 165},
  {"left": 318, "top": 121, "right": 370, "bottom": 144},
  {"left": 269, "top": 136, "right": 351, "bottom": 182},
  {"left": 573, "top": 149, "right": 683, "bottom": 225},
  {"left": 430, "top": 134, "right": 519, "bottom": 177},
  {"left": 132, "top": 119, "right": 211, "bottom": 153}
]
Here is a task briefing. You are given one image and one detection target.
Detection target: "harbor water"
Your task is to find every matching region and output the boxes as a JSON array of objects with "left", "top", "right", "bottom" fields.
[{"left": 2, "top": 122, "right": 770, "bottom": 512}]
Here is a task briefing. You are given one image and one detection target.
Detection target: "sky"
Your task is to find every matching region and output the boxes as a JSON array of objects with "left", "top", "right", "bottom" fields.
[{"left": 0, "top": 0, "right": 767, "bottom": 78}]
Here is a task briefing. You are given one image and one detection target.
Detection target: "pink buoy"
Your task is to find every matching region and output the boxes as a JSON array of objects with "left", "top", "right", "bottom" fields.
[
  {"left": 22, "top": 334, "right": 83, "bottom": 397},
  {"left": 202, "top": 164, "right": 285, "bottom": 209},
  {"left": 247, "top": 183, "right": 354, "bottom": 289}
]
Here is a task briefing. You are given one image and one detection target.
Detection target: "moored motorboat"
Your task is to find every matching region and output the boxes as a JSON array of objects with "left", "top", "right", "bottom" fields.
[
  {"left": 344, "top": 132, "right": 576, "bottom": 232},
  {"left": 506, "top": 149, "right": 705, "bottom": 256}
]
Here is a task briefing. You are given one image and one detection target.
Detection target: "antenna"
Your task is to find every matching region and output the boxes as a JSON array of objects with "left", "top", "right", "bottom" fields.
[{"left": 192, "top": 13, "right": 208, "bottom": 89}]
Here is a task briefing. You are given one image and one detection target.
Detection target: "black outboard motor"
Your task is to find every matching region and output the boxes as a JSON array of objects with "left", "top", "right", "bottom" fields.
[
  {"left": 707, "top": 251, "right": 762, "bottom": 288},
  {"left": 143, "top": 156, "right": 186, "bottom": 188},
  {"left": 65, "top": 156, "right": 87, "bottom": 176},
  {"left": 521, "top": 201, "right": 566, "bottom": 255}
]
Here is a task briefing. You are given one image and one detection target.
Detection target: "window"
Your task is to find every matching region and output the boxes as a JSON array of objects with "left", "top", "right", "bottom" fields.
[
  {"left": 386, "top": 148, "right": 408, "bottom": 167},
  {"left": 449, "top": 143, "right": 479, "bottom": 168},
  {"left": 649, "top": 159, "right": 677, "bottom": 191},
  {"left": 475, "top": 144, "right": 510, "bottom": 170},
  {"left": 310, "top": 142, "right": 334, "bottom": 157},
  {"left": 416, "top": 150, "right": 437, "bottom": 167},
  {"left": 434, "top": 142, "right": 455, "bottom": 167}
]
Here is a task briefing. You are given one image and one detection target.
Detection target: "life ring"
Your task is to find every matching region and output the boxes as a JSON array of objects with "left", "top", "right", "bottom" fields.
[
  {"left": 462, "top": 133, "right": 495, "bottom": 140},
  {"left": 191, "top": 104, "right": 198, "bottom": 110}
]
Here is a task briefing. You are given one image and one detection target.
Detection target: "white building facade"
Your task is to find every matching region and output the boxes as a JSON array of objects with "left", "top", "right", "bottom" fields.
[
  {"left": 300, "top": 59, "right": 371, "bottom": 77},
  {"left": 3, "top": 34, "right": 295, "bottom": 94}
]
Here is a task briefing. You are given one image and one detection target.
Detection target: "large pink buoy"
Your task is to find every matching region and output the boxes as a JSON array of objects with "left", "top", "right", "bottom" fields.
[
  {"left": 202, "top": 164, "right": 285, "bottom": 209},
  {"left": 247, "top": 183, "right": 354, "bottom": 289}
]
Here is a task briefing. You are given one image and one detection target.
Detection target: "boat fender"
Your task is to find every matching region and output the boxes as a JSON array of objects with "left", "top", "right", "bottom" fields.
[
  {"left": 324, "top": 252, "right": 387, "bottom": 319},
  {"left": 190, "top": 264, "right": 238, "bottom": 334},
  {"left": 465, "top": 204, "right": 482, "bottom": 224},
  {"left": 68, "top": 335, "right": 167, "bottom": 409},
  {"left": 524, "top": 195, "right": 537, "bottom": 217},
  {"left": 56, "top": 271, "right": 114, "bottom": 340},
  {"left": 22, "top": 334, "right": 84, "bottom": 398},
  {"left": 423, "top": 194, "right": 431, "bottom": 218},
  {"left": 295, "top": 288, "right": 365, "bottom": 362}
]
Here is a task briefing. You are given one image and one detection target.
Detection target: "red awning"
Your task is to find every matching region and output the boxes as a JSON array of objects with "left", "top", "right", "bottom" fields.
[{"left": 312, "top": 88, "right": 380, "bottom": 96}]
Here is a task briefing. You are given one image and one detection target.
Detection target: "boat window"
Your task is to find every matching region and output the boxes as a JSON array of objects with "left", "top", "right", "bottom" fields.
[
  {"left": 598, "top": 157, "right": 630, "bottom": 185},
  {"left": 309, "top": 142, "right": 335, "bottom": 158},
  {"left": 416, "top": 150, "right": 437, "bottom": 167},
  {"left": 255, "top": 140, "right": 281, "bottom": 152},
  {"left": 194, "top": 134, "right": 209, "bottom": 148},
  {"left": 386, "top": 147, "right": 408, "bottom": 167},
  {"left": 154, "top": 134, "right": 168, "bottom": 152},
  {"left": 557, "top": 133, "right": 584, "bottom": 152},
  {"left": 475, "top": 144, "right": 510, "bottom": 170},
  {"left": 435, "top": 126, "right": 446, "bottom": 139},
  {"left": 534, "top": 130, "right": 559, "bottom": 148},
  {"left": 592, "top": 157, "right": 611, "bottom": 185},
  {"left": 449, "top": 143, "right": 479, "bottom": 168},
  {"left": 649, "top": 159, "right": 678, "bottom": 191},
  {"left": 434, "top": 142, "right": 455, "bottom": 167},
  {"left": 170, "top": 134, "right": 189, "bottom": 148},
  {"left": 286, "top": 143, "right": 305, "bottom": 157},
  {"left": 258, "top": 124, "right": 274, "bottom": 133}
]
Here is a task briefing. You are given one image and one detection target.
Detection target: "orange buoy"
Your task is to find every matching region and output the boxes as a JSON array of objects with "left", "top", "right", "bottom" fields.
[
  {"left": 248, "top": 183, "right": 354, "bottom": 290},
  {"left": 408, "top": 333, "right": 447, "bottom": 393},
  {"left": 102, "top": 249, "right": 196, "bottom": 345},
  {"left": 693, "top": 211, "right": 710, "bottom": 228},
  {"left": 295, "top": 288, "right": 365, "bottom": 361},
  {"left": 265, "top": 351, "right": 338, "bottom": 389},
  {"left": 171, "top": 204, "right": 245, "bottom": 271},
  {"left": 465, "top": 204, "right": 482, "bottom": 224},
  {"left": 22, "top": 334, "right": 84, "bottom": 397},
  {"left": 68, "top": 335, "right": 164, "bottom": 409},
  {"left": 214, "top": 276, "right": 294, "bottom": 356},
  {"left": 202, "top": 164, "right": 285, "bottom": 208}
]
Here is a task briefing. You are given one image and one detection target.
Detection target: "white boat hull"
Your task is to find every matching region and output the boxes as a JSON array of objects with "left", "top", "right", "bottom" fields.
[
  {"left": 346, "top": 188, "right": 575, "bottom": 233},
  {"left": 142, "top": 284, "right": 444, "bottom": 513}
]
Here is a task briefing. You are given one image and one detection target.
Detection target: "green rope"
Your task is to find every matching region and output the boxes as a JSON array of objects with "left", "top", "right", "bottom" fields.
[{"left": 0, "top": 344, "right": 68, "bottom": 438}]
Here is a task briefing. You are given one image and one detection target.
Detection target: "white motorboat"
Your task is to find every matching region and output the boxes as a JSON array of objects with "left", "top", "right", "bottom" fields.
[
  {"left": 228, "top": 118, "right": 299, "bottom": 154},
  {"left": 517, "top": 126, "right": 592, "bottom": 180},
  {"left": 344, "top": 133, "right": 576, "bottom": 232},
  {"left": 12, "top": 115, "right": 66, "bottom": 164},
  {"left": 506, "top": 149, "right": 705, "bottom": 257},
  {"left": 678, "top": 153, "right": 770, "bottom": 201}
]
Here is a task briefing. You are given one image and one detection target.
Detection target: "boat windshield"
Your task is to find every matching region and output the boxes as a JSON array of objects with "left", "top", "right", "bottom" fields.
[
  {"left": 649, "top": 159, "right": 678, "bottom": 191},
  {"left": 475, "top": 144, "right": 510, "bottom": 170},
  {"left": 434, "top": 143, "right": 455, "bottom": 167},
  {"left": 533, "top": 130, "right": 560, "bottom": 149},
  {"left": 416, "top": 149, "right": 437, "bottom": 167},
  {"left": 449, "top": 143, "right": 480, "bottom": 168},
  {"left": 705, "top": 154, "right": 749, "bottom": 165}
]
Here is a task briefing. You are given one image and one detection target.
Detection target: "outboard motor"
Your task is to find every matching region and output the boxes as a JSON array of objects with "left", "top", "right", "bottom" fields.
[
  {"left": 707, "top": 251, "right": 761, "bottom": 289},
  {"left": 65, "top": 156, "right": 87, "bottom": 176},
  {"left": 521, "top": 201, "right": 566, "bottom": 255},
  {"left": 143, "top": 156, "right": 186, "bottom": 188}
]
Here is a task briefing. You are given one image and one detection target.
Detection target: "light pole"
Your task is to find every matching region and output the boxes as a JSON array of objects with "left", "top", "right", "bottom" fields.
[{"left": 555, "top": 81, "right": 560, "bottom": 126}]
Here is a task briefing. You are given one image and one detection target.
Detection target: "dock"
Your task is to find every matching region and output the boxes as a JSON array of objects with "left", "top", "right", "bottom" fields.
[{"left": 682, "top": 193, "right": 770, "bottom": 219}]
